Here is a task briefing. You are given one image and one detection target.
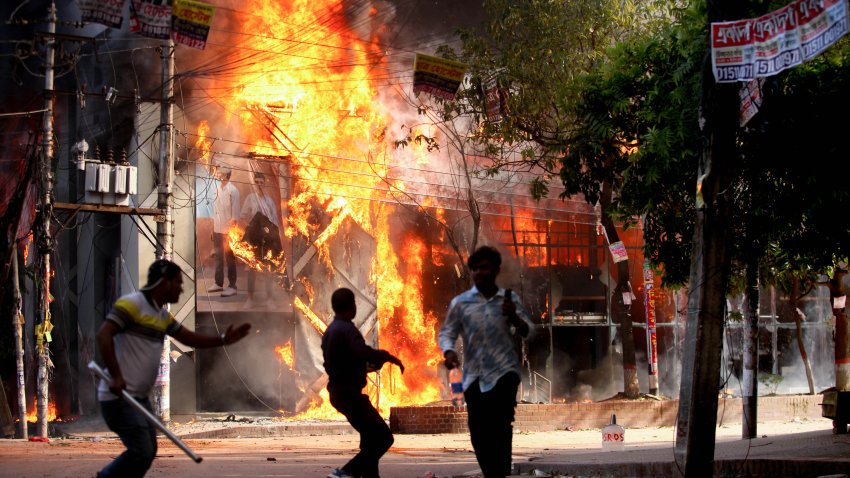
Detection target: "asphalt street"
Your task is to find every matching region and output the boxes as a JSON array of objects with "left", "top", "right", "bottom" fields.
[{"left": 1, "top": 416, "right": 846, "bottom": 477}]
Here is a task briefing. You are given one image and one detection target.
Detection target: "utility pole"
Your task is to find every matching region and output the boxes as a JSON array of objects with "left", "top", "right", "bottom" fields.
[
  {"left": 673, "top": 0, "right": 741, "bottom": 473},
  {"left": 742, "top": 259, "right": 759, "bottom": 438},
  {"left": 12, "top": 245, "right": 27, "bottom": 439},
  {"left": 34, "top": 1, "right": 57, "bottom": 438},
  {"left": 152, "top": 38, "right": 175, "bottom": 422}
]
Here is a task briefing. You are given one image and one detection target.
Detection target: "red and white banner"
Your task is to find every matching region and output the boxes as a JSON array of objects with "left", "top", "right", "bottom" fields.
[
  {"left": 643, "top": 260, "right": 658, "bottom": 377},
  {"left": 711, "top": 0, "right": 849, "bottom": 82},
  {"left": 129, "top": 0, "right": 172, "bottom": 40}
]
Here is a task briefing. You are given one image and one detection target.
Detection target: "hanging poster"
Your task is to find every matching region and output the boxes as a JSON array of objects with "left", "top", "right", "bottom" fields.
[
  {"left": 129, "top": 0, "right": 172, "bottom": 40},
  {"left": 608, "top": 240, "right": 628, "bottom": 263},
  {"left": 171, "top": 0, "right": 215, "bottom": 50},
  {"left": 711, "top": 0, "right": 849, "bottom": 82},
  {"left": 739, "top": 78, "right": 765, "bottom": 126},
  {"left": 484, "top": 76, "right": 507, "bottom": 124},
  {"left": 643, "top": 260, "right": 658, "bottom": 376},
  {"left": 412, "top": 53, "right": 468, "bottom": 101},
  {"left": 79, "top": 0, "right": 126, "bottom": 29}
]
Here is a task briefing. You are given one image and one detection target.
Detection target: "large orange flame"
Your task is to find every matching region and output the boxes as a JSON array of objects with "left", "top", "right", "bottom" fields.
[{"left": 204, "top": 0, "right": 449, "bottom": 418}]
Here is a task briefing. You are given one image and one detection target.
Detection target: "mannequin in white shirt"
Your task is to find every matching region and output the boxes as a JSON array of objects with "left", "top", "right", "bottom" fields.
[{"left": 209, "top": 166, "right": 240, "bottom": 297}]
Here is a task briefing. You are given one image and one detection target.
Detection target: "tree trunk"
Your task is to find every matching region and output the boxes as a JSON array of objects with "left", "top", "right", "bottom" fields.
[
  {"left": 599, "top": 185, "right": 639, "bottom": 398},
  {"left": 742, "top": 260, "right": 759, "bottom": 438},
  {"left": 674, "top": 1, "right": 739, "bottom": 470},
  {"left": 829, "top": 270, "right": 849, "bottom": 392},
  {"left": 790, "top": 278, "right": 815, "bottom": 394}
]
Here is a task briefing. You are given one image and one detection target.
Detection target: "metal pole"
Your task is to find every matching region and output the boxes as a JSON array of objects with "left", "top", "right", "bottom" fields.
[
  {"left": 152, "top": 38, "right": 175, "bottom": 422},
  {"left": 87, "top": 362, "right": 202, "bottom": 463},
  {"left": 35, "top": 1, "right": 57, "bottom": 438}
]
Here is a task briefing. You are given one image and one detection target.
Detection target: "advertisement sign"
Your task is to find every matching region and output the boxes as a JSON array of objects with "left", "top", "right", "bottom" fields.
[
  {"left": 412, "top": 53, "right": 468, "bottom": 101},
  {"left": 129, "top": 0, "right": 172, "bottom": 40},
  {"left": 711, "top": 0, "right": 849, "bottom": 82},
  {"left": 171, "top": 0, "right": 215, "bottom": 50},
  {"left": 608, "top": 240, "right": 628, "bottom": 263},
  {"left": 484, "top": 76, "right": 507, "bottom": 124},
  {"left": 739, "top": 78, "right": 765, "bottom": 126},
  {"left": 643, "top": 260, "right": 658, "bottom": 376},
  {"left": 79, "top": 0, "right": 126, "bottom": 29}
]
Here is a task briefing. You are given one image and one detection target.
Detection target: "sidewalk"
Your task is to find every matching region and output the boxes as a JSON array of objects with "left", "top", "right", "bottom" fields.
[{"left": 510, "top": 419, "right": 850, "bottom": 478}]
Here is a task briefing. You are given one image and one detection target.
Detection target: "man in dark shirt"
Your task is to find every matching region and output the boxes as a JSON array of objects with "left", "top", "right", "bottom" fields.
[{"left": 321, "top": 288, "right": 405, "bottom": 478}]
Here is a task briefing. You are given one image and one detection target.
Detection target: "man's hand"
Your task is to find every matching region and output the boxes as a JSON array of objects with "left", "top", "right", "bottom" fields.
[
  {"left": 389, "top": 355, "right": 405, "bottom": 374},
  {"left": 443, "top": 350, "right": 460, "bottom": 370},
  {"left": 108, "top": 375, "right": 127, "bottom": 396},
  {"left": 223, "top": 323, "right": 251, "bottom": 345}
]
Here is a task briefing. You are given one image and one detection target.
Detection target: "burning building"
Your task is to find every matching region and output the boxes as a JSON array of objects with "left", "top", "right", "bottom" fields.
[{"left": 1, "top": 0, "right": 840, "bottom": 432}]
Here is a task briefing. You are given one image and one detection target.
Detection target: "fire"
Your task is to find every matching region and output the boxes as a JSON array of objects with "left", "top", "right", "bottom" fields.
[
  {"left": 293, "top": 296, "right": 327, "bottom": 334},
  {"left": 227, "top": 224, "right": 287, "bottom": 273},
  {"left": 194, "top": 120, "right": 212, "bottom": 171},
  {"left": 286, "top": 389, "right": 344, "bottom": 421},
  {"left": 200, "top": 0, "right": 453, "bottom": 419},
  {"left": 25, "top": 401, "right": 58, "bottom": 423},
  {"left": 275, "top": 341, "right": 295, "bottom": 369}
]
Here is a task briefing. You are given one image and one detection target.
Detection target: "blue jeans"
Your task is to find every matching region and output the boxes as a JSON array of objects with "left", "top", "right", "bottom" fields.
[{"left": 97, "top": 397, "right": 157, "bottom": 478}]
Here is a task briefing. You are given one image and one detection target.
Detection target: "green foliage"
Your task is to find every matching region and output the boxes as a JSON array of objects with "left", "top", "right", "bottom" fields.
[
  {"left": 560, "top": 3, "right": 705, "bottom": 287},
  {"left": 727, "top": 310, "right": 744, "bottom": 324},
  {"left": 440, "top": 0, "right": 850, "bottom": 290}
]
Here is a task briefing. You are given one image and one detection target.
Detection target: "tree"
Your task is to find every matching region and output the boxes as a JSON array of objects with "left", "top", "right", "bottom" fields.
[
  {"left": 434, "top": 0, "right": 678, "bottom": 399},
  {"left": 546, "top": 0, "right": 850, "bottom": 469},
  {"left": 382, "top": 95, "right": 491, "bottom": 278}
]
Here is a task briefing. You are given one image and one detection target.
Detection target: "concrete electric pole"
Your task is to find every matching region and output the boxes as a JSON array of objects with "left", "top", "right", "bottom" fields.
[
  {"left": 34, "top": 1, "right": 57, "bottom": 438},
  {"left": 152, "top": 38, "right": 175, "bottom": 422}
]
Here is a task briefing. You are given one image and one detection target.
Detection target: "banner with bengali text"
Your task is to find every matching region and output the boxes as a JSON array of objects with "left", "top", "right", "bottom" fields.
[
  {"left": 171, "top": 0, "right": 215, "bottom": 50},
  {"left": 711, "top": 0, "right": 849, "bottom": 82},
  {"left": 412, "top": 53, "right": 468, "bottom": 101},
  {"left": 129, "top": 0, "right": 172, "bottom": 40},
  {"left": 78, "top": 0, "right": 126, "bottom": 29}
]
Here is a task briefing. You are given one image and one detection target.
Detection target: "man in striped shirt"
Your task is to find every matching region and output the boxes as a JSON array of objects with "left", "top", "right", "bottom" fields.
[
  {"left": 439, "top": 246, "right": 535, "bottom": 478},
  {"left": 96, "top": 259, "right": 251, "bottom": 477}
]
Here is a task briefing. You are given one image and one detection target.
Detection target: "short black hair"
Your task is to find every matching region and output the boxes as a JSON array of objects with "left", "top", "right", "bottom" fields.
[
  {"left": 467, "top": 246, "right": 502, "bottom": 269},
  {"left": 331, "top": 288, "right": 355, "bottom": 314},
  {"left": 141, "top": 259, "right": 182, "bottom": 291}
]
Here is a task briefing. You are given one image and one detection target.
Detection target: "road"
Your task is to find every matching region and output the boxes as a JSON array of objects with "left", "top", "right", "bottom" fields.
[{"left": 0, "top": 418, "right": 834, "bottom": 478}]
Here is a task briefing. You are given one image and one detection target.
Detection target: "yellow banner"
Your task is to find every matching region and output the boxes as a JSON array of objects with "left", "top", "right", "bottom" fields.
[
  {"left": 172, "top": 0, "right": 216, "bottom": 50},
  {"left": 413, "top": 53, "right": 468, "bottom": 100}
]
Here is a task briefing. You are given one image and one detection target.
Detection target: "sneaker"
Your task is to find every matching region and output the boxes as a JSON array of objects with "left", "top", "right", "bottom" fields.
[
  {"left": 326, "top": 468, "right": 355, "bottom": 478},
  {"left": 207, "top": 284, "right": 223, "bottom": 293},
  {"left": 244, "top": 297, "right": 256, "bottom": 309},
  {"left": 221, "top": 287, "right": 237, "bottom": 297}
]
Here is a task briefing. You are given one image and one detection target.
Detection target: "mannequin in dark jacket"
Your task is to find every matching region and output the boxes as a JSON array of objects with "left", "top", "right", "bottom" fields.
[{"left": 321, "top": 288, "right": 405, "bottom": 478}]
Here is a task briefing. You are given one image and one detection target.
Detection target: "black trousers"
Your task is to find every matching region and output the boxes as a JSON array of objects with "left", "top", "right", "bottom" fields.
[
  {"left": 212, "top": 232, "right": 236, "bottom": 288},
  {"left": 329, "top": 390, "right": 394, "bottom": 478},
  {"left": 464, "top": 372, "right": 520, "bottom": 478}
]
